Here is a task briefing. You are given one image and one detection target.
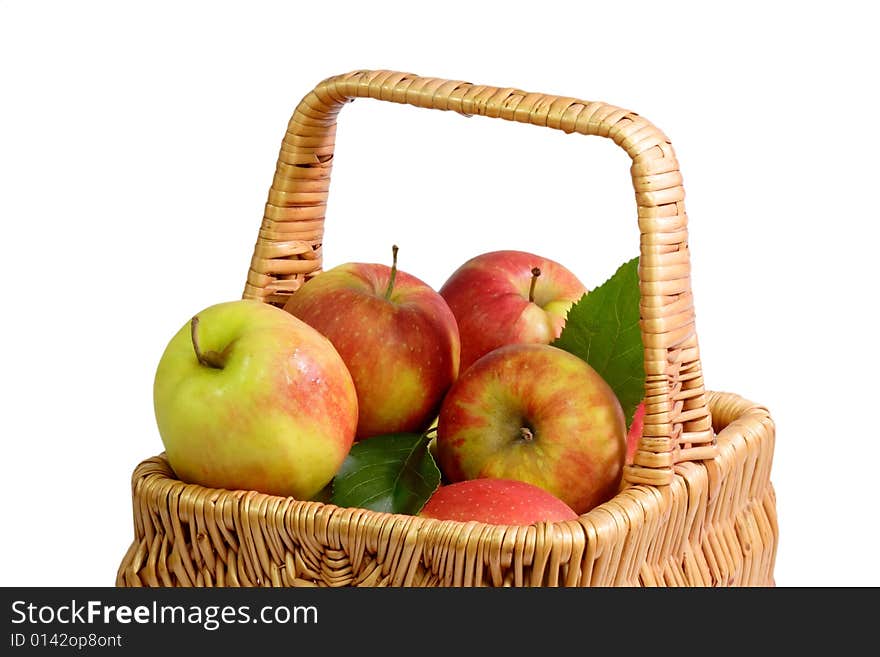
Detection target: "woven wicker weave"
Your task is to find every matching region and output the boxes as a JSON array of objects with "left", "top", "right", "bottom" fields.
[{"left": 117, "top": 71, "right": 777, "bottom": 587}]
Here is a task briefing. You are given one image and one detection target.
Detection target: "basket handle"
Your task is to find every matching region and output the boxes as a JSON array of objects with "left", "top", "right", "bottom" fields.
[{"left": 243, "top": 70, "right": 716, "bottom": 487}]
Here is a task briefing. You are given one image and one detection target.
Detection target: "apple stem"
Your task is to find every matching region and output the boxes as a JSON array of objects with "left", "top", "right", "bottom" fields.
[
  {"left": 384, "top": 244, "right": 400, "bottom": 300},
  {"left": 519, "top": 427, "right": 535, "bottom": 442},
  {"left": 190, "top": 315, "right": 226, "bottom": 370},
  {"left": 528, "top": 267, "right": 541, "bottom": 303}
]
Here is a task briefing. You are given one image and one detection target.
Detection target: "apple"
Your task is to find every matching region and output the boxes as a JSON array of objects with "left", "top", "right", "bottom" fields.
[
  {"left": 153, "top": 299, "right": 358, "bottom": 500},
  {"left": 419, "top": 478, "right": 578, "bottom": 525},
  {"left": 283, "top": 246, "right": 460, "bottom": 440},
  {"left": 439, "top": 250, "right": 587, "bottom": 372},
  {"left": 626, "top": 401, "right": 646, "bottom": 466},
  {"left": 436, "top": 343, "right": 626, "bottom": 515}
]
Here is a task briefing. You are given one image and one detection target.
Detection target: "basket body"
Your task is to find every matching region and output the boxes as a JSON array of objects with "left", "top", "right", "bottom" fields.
[{"left": 117, "top": 392, "right": 776, "bottom": 587}]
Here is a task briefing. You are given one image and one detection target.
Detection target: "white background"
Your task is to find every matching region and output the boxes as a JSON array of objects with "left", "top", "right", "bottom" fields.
[{"left": 1, "top": 0, "right": 877, "bottom": 587}]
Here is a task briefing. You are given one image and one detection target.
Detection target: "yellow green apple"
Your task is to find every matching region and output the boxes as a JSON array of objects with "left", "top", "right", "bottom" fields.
[{"left": 153, "top": 299, "right": 358, "bottom": 499}]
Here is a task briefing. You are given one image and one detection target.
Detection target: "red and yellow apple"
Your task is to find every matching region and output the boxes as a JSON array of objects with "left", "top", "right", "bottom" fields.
[
  {"left": 284, "top": 247, "right": 460, "bottom": 440},
  {"left": 419, "top": 478, "right": 578, "bottom": 525},
  {"left": 153, "top": 299, "right": 358, "bottom": 500},
  {"left": 439, "top": 250, "right": 587, "bottom": 372},
  {"left": 436, "top": 343, "right": 626, "bottom": 515},
  {"left": 626, "top": 401, "right": 646, "bottom": 466}
]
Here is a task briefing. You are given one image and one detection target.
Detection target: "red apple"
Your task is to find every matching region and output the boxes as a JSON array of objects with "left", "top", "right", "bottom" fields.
[
  {"left": 436, "top": 343, "right": 626, "bottom": 515},
  {"left": 153, "top": 299, "right": 358, "bottom": 500},
  {"left": 626, "top": 401, "right": 646, "bottom": 465},
  {"left": 439, "top": 250, "right": 587, "bottom": 372},
  {"left": 283, "top": 246, "right": 460, "bottom": 440},
  {"left": 419, "top": 478, "right": 578, "bottom": 525}
]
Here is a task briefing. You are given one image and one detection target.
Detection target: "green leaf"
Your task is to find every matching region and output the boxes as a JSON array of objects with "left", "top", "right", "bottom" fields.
[
  {"left": 330, "top": 432, "right": 441, "bottom": 515},
  {"left": 552, "top": 256, "right": 645, "bottom": 426}
]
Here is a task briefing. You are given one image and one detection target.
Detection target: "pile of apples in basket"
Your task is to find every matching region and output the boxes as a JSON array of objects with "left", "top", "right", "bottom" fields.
[{"left": 154, "top": 247, "right": 648, "bottom": 525}]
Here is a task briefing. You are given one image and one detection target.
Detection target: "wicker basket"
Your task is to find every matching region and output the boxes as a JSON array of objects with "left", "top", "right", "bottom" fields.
[{"left": 117, "top": 70, "right": 777, "bottom": 587}]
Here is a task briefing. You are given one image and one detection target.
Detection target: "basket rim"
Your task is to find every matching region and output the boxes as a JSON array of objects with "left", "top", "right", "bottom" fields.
[{"left": 129, "top": 390, "right": 770, "bottom": 533}]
